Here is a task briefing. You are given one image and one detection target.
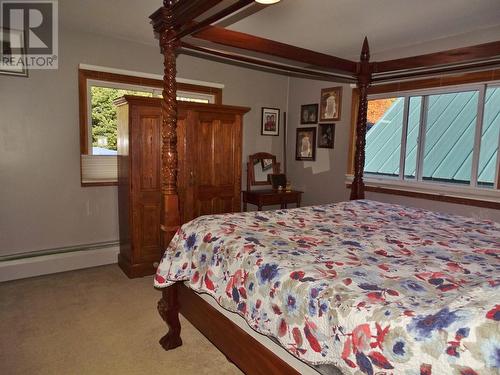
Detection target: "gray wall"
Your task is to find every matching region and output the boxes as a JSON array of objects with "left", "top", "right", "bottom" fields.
[
  {"left": 286, "top": 77, "right": 500, "bottom": 222},
  {"left": 0, "top": 28, "right": 288, "bottom": 257},
  {"left": 286, "top": 78, "right": 352, "bottom": 206}
]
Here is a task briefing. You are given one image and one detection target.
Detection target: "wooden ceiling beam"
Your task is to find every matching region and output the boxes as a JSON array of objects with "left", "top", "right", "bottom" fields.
[
  {"left": 372, "top": 59, "right": 500, "bottom": 83},
  {"left": 374, "top": 40, "right": 500, "bottom": 74},
  {"left": 180, "top": 42, "right": 356, "bottom": 82},
  {"left": 192, "top": 25, "right": 358, "bottom": 74},
  {"left": 172, "top": 0, "right": 225, "bottom": 28},
  {"left": 151, "top": 0, "right": 223, "bottom": 33},
  {"left": 177, "top": 0, "right": 255, "bottom": 39}
]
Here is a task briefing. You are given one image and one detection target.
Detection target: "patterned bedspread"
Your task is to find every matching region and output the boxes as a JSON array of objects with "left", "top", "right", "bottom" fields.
[{"left": 155, "top": 200, "right": 500, "bottom": 374}]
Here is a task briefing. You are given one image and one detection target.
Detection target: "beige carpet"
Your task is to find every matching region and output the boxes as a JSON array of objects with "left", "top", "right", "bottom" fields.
[{"left": 0, "top": 264, "right": 242, "bottom": 375}]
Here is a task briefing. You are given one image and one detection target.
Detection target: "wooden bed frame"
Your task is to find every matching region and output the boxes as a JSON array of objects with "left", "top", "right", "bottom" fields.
[{"left": 149, "top": 1, "right": 500, "bottom": 373}]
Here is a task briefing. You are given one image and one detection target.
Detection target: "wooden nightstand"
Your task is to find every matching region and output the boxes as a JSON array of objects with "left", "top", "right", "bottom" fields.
[{"left": 242, "top": 189, "right": 303, "bottom": 211}]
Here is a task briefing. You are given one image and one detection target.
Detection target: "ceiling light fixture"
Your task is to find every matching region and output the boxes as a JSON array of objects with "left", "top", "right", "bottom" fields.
[{"left": 255, "top": 0, "right": 281, "bottom": 4}]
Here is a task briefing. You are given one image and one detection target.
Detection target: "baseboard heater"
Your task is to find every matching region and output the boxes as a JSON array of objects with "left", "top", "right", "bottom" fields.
[{"left": 0, "top": 241, "right": 119, "bottom": 282}]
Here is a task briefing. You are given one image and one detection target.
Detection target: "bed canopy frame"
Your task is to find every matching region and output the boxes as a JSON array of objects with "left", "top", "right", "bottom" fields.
[{"left": 149, "top": 1, "right": 500, "bottom": 373}]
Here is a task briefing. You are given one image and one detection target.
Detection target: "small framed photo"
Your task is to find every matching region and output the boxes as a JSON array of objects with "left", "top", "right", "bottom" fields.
[
  {"left": 300, "top": 104, "right": 318, "bottom": 124},
  {"left": 319, "top": 87, "right": 342, "bottom": 121},
  {"left": 261, "top": 107, "right": 280, "bottom": 136},
  {"left": 318, "top": 123, "right": 335, "bottom": 149},
  {"left": 295, "top": 127, "right": 316, "bottom": 161},
  {"left": 0, "top": 28, "right": 28, "bottom": 77}
]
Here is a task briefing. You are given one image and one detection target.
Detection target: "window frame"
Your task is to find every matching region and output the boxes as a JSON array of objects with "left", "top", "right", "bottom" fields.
[
  {"left": 347, "top": 68, "right": 500, "bottom": 208},
  {"left": 366, "top": 84, "right": 489, "bottom": 186},
  {"left": 78, "top": 68, "right": 223, "bottom": 186}
]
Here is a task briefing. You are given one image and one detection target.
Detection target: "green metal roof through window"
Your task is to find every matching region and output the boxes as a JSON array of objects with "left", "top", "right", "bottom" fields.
[{"left": 364, "top": 87, "right": 500, "bottom": 185}]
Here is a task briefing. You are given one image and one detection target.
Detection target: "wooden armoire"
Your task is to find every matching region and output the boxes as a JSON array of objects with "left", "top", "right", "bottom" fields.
[{"left": 116, "top": 95, "right": 250, "bottom": 278}]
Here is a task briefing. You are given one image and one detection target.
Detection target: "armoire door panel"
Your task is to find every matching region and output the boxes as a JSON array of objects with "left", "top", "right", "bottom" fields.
[
  {"left": 214, "top": 197, "right": 236, "bottom": 215},
  {"left": 139, "top": 203, "right": 161, "bottom": 248},
  {"left": 194, "top": 197, "right": 236, "bottom": 217},
  {"left": 196, "top": 184, "right": 235, "bottom": 196},
  {"left": 139, "top": 116, "right": 161, "bottom": 191},
  {"left": 187, "top": 112, "right": 243, "bottom": 219},
  {"left": 231, "top": 115, "right": 243, "bottom": 213},
  {"left": 180, "top": 110, "right": 199, "bottom": 224},
  {"left": 196, "top": 200, "right": 214, "bottom": 218},
  {"left": 214, "top": 121, "right": 237, "bottom": 186},
  {"left": 196, "top": 120, "right": 216, "bottom": 186},
  {"left": 131, "top": 201, "right": 161, "bottom": 263},
  {"left": 130, "top": 107, "right": 161, "bottom": 194}
]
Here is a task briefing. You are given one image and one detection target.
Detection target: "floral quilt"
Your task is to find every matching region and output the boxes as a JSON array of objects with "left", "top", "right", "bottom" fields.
[{"left": 155, "top": 200, "right": 500, "bottom": 375}]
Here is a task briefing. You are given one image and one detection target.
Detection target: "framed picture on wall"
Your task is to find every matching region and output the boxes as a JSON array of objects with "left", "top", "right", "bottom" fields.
[
  {"left": 318, "top": 123, "right": 335, "bottom": 148},
  {"left": 319, "top": 87, "right": 342, "bottom": 121},
  {"left": 295, "top": 127, "right": 316, "bottom": 161},
  {"left": 300, "top": 104, "right": 318, "bottom": 124},
  {"left": 0, "top": 28, "right": 28, "bottom": 77},
  {"left": 261, "top": 107, "right": 280, "bottom": 136}
]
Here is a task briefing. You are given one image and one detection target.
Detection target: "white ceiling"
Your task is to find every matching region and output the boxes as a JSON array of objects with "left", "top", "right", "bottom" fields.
[
  {"left": 60, "top": 0, "right": 500, "bottom": 61},
  {"left": 60, "top": 0, "right": 160, "bottom": 44},
  {"left": 230, "top": 0, "right": 500, "bottom": 60}
]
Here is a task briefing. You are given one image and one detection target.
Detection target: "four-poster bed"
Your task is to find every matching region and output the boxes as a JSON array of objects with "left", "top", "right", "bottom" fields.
[{"left": 148, "top": 1, "right": 500, "bottom": 374}]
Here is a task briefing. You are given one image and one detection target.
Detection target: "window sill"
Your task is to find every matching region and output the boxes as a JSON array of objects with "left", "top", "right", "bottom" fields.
[
  {"left": 81, "top": 180, "right": 118, "bottom": 187},
  {"left": 345, "top": 175, "right": 500, "bottom": 209}
]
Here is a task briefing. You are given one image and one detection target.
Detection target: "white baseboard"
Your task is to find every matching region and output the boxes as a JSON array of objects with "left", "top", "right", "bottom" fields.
[{"left": 0, "top": 245, "right": 119, "bottom": 282}]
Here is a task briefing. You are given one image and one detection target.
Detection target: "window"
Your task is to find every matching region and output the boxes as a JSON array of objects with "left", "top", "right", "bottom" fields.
[
  {"left": 79, "top": 67, "right": 223, "bottom": 185},
  {"left": 364, "top": 83, "right": 500, "bottom": 190},
  {"left": 89, "top": 83, "right": 158, "bottom": 156},
  {"left": 364, "top": 97, "right": 404, "bottom": 177},
  {"left": 87, "top": 82, "right": 214, "bottom": 157}
]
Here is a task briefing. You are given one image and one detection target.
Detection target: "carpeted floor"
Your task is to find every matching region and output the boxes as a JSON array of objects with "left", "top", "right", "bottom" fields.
[{"left": 0, "top": 264, "right": 242, "bottom": 375}]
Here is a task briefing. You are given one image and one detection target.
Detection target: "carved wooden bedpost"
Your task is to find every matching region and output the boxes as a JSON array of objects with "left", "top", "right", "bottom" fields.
[
  {"left": 157, "top": 284, "right": 182, "bottom": 350},
  {"left": 151, "top": 0, "right": 181, "bottom": 249},
  {"left": 350, "top": 37, "right": 372, "bottom": 200},
  {"left": 150, "top": 0, "right": 182, "bottom": 351}
]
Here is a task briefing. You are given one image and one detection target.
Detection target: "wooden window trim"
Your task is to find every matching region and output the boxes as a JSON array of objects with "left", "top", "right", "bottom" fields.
[
  {"left": 78, "top": 68, "right": 222, "bottom": 187},
  {"left": 368, "top": 68, "right": 500, "bottom": 95},
  {"left": 345, "top": 183, "right": 500, "bottom": 209},
  {"left": 81, "top": 181, "right": 118, "bottom": 187},
  {"left": 347, "top": 88, "right": 360, "bottom": 176},
  {"left": 347, "top": 68, "right": 500, "bottom": 207}
]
